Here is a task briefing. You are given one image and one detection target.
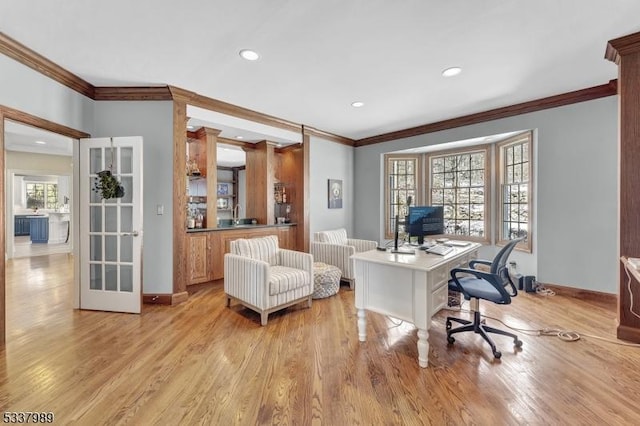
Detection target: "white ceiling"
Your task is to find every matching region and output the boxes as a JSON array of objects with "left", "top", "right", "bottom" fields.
[
  {"left": 4, "top": 120, "right": 73, "bottom": 156},
  {"left": 1, "top": 1, "right": 639, "bottom": 141}
]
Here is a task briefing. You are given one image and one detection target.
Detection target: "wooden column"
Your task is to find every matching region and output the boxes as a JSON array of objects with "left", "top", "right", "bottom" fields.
[
  {"left": 245, "top": 140, "right": 275, "bottom": 224},
  {"left": 171, "top": 100, "right": 189, "bottom": 304},
  {"left": 606, "top": 31, "right": 640, "bottom": 342},
  {"left": 195, "top": 127, "right": 221, "bottom": 228}
]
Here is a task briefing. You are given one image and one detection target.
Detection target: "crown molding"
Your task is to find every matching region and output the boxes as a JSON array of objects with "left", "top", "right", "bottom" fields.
[
  {"left": 354, "top": 81, "right": 618, "bottom": 147},
  {"left": 94, "top": 86, "right": 172, "bottom": 101},
  {"left": 606, "top": 31, "right": 640, "bottom": 64},
  {"left": 0, "top": 32, "right": 95, "bottom": 98},
  {"left": 217, "top": 136, "right": 257, "bottom": 150},
  {"left": 1, "top": 33, "right": 619, "bottom": 148},
  {"left": 303, "top": 126, "right": 354, "bottom": 146},
  {"left": 168, "top": 86, "right": 302, "bottom": 134},
  {"left": 277, "top": 143, "right": 303, "bottom": 154}
]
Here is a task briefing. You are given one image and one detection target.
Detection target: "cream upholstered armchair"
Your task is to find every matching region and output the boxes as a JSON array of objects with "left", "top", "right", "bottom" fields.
[
  {"left": 311, "top": 228, "right": 378, "bottom": 289},
  {"left": 224, "top": 235, "right": 313, "bottom": 326}
]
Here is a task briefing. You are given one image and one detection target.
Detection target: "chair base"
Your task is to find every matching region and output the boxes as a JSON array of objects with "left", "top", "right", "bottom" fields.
[
  {"left": 226, "top": 294, "right": 312, "bottom": 326},
  {"left": 446, "top": 309, "right": 522, "bottom": 359}
]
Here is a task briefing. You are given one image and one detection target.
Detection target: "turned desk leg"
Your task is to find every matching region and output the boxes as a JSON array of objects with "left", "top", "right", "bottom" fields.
[
  {"left": 357, "top": 309, "right": 367, "bottom": 342},
  {"left": 417, "top": 329, "right": 429, "bottom": 368}
]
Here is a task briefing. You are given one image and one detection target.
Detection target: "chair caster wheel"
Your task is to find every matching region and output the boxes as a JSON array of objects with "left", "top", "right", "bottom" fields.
[
  {"left": 447, "top": 336, "right": 455, "bottom": 344},
  {"left": 446, "top": 320, "right": 452, "bottom": 330},
  {"left": 493, "top": 351, "right": 502, "bottom": 359},
  {"left": 515, "top": 339, "right": 523, "bottom": 348}
]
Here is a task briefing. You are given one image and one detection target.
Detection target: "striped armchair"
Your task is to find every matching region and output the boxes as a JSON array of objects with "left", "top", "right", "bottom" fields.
[
  {"left": 311, "top": 228, "right": 378, "bottom": 289},
  {"left": 224, "top": 235, "right": 313, "bottom": 326}
]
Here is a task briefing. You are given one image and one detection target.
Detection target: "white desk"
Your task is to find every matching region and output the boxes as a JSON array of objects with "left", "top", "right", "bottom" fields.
[{"left": 353, "top": 243, "right": 480, "bottom": 368}]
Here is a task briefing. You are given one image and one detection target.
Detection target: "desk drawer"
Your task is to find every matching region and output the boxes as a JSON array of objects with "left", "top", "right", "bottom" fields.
[
  {"left": 431, "top": 283, "right": 448, "bottom": 313},
  {"left": 429, "top": 264, "right": 449, "bottom": 290},
  {"left": 450, "top": 250, "right": 479, "bottom": 271}
]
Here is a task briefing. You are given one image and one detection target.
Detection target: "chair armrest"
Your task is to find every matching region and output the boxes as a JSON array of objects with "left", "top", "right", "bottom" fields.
[
  {"left": 224, "top": 253, "right": 270, "bottom": 308},
  {"left": 449, "top": 267, "right": 512, "bottom": 302},
  {"left": 311, "top": 242, "right": 355, "bottom": 261},
  {"left": 279, "top": 249, "right": 314, "bottom": 277},
  {"left": 346, "top": 238, "right": 378, "bottom": 252},
  {"left": 469, "top": 259, "right": 493, "bottom": 270},
  {"left": 311, "top": 242, "right": 355, "bottom": 278}
]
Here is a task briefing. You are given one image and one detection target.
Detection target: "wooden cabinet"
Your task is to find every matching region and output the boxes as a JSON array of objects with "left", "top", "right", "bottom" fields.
[
  {"left": 187, "top": 232, "right": 214, "bottom": 285},
  {"left": 188, "top": 225, "right": 298, "bottom": 281}
]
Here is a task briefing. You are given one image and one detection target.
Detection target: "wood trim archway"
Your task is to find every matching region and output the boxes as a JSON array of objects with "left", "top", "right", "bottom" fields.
[{"left": 0, "top": 105, "right": 90, "bottom": 344}]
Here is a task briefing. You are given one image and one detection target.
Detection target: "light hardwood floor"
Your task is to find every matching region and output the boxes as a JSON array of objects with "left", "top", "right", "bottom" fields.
[{"left": 2, "top": 254, "right": 639, "bottom": 425}]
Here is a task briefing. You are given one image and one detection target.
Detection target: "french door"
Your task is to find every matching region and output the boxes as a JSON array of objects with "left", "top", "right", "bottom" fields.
[{"left": 79, "top": 137, "right": 143, "bottom": 313}]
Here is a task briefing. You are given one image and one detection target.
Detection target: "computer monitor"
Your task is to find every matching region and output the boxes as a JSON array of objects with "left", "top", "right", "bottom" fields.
[{"left": 407, "top": 205, "right": 445, "bottom": 244}]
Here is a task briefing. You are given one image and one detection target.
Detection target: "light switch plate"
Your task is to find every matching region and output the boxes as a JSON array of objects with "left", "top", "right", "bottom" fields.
[{"left": 156, "top": 204, "right": 164, "bottom": 215}]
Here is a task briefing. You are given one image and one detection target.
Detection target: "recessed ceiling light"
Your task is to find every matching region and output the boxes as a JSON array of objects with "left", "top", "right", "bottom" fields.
[
  {"left": 35, "top": 140, "right": 46, "bottom": 145},
  {"left": 239, "top": 49, "right": 260, "bottom": 61},
  {"left": 187, "top": 125, "right": 195, "bottom": 130},
  {"left": 235, "top": 135, "right": 244, "bottom": 139},
  {"left": 442, "top": 67, "right": 462, "bottom": 77},
  {"left": 351, "top": 101, "right": 365, "bottom": 108}
]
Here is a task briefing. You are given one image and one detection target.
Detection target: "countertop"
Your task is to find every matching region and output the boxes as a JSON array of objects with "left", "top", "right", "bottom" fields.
[{"left": 187, "top": 223, "right": 296, "bottom": 233}]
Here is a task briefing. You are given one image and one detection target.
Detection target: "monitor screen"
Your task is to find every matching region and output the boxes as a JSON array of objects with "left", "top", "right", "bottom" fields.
[{"left": 408, "top": 206, "right": 444, "bottom": 242}]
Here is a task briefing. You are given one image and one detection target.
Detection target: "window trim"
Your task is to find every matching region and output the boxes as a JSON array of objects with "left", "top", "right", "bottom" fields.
[
  {"left": 426, "top": 144, "right": 492, "bottom": 244},
  {"left": 496, "top": 131, "right": 533, "bottom": 253},
  {"left": 24, "top": 180, "right": 58, "bottom": 210},
  {"left": 383, "top": 154, "right": 421, "bottom": 239}
]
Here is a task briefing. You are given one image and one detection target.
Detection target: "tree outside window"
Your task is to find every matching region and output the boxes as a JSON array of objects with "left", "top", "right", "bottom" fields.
[
  {"left": 384, "top": 155, "right": 419, "bottom": 238},
  {"left": 383, "top": 132, "right": 533, "bottom": 249},
  {"left": 429, "top": 149, "right": 489, "bottom": 239},
  {"left": 498, "top": 132, "right": 533, "bottom": 252},
  {"left": 25, "top": 182, "right": 58, "bottom": 210}
]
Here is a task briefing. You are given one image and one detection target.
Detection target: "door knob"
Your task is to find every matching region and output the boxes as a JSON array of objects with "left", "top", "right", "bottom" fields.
[{"left": 121, "top": 230, "right": 139, "bottom": 237}]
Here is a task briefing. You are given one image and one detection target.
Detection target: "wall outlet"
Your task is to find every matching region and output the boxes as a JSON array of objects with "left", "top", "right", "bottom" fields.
[{"left": 629, "top": 257, "right": 640, "bottom": 269}]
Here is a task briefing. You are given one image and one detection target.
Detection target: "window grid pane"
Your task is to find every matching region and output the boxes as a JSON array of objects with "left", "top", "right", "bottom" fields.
[
  {"left": 502, "top": 140, "right": 530, "bottom": 240},
  {"left": 430, "top": 151, "right": 486, "bottom": 237},
  {"left": 388, "top": 158, "right": 418, "bottom": 234}
]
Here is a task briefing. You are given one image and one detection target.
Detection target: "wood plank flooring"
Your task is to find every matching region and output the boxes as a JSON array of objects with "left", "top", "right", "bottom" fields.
[{"left": 2, "top": 254, "right": 640, "bottom": 425}]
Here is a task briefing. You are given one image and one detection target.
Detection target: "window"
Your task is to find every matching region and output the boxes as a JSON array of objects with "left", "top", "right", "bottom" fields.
[
  {"left": 383, "top": 131, "right": 534, "bottom": 249},
  {"left": 25, "top": 182, "right": 58, "bottom": 210},
  {"left": 428, "top": 147, "right": 490, "bottom": 241},
  {"left": 384, "top": 155, "right": 419, "bottom": 238},
  {"left": 498, "top": 132, "right": 533, "bottom": 252}
]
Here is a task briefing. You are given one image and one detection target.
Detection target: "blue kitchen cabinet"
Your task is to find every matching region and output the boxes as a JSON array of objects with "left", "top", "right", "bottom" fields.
[
  {"left": 29, "top": 216, "right": 49, "bottom": 243},
  {"left": 14, "top": 215, "right": 31, "bottom": 236}
]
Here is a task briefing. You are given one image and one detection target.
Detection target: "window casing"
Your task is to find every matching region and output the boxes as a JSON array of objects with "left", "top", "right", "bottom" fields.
[
  {"left": 428, "top": 147, "right": 490, "bottom": 242},
  {"left": 384, "top": 155, "right": 420, "bottom": 238},
  {"left": 25, "top": 182, "right": 58, "bottom": 210},
  {"left": 498, "top": 132, "right": 533, "bottom": 252},
  {"left": 383, "top": 132, "right": 533, "bottom": 249}
]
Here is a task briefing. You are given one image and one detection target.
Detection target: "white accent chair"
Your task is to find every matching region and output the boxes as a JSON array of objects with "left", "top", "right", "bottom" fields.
[
  {"left": 311, "top": 228, "right": 378, "bottom": 289},
  {"left": 224, "top": 235, "right": 313, "bottom": 326}
]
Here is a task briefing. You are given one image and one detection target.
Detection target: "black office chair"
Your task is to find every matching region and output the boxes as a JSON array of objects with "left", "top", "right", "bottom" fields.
[{"left": 446, "top": 237, "right": 525, "bottom": 358}]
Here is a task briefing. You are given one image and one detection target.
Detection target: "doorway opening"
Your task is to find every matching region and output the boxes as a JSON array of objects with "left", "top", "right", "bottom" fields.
[{"left": 3, "top": 118, "right": 78, "bottom": 340}]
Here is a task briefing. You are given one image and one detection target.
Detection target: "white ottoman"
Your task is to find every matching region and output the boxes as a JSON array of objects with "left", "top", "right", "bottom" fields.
[{"left": 312, "top": 262, "right": 341, "bottom": 299}]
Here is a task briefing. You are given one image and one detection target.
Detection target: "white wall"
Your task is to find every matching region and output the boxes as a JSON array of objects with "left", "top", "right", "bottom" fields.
[
  {"left": 354, "top": 97, "right": 618, "bottom": 293},
  {"left": 92, "top": 101, "right": 174, "bottom": 294},
  {"left": 309, "top": 135, "right": 355, "bottom": 237}
]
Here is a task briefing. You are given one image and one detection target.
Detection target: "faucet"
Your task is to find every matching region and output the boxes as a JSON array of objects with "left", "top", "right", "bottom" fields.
[{"left": 233, "top": 204, "right": 241, "bottom": 225}]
